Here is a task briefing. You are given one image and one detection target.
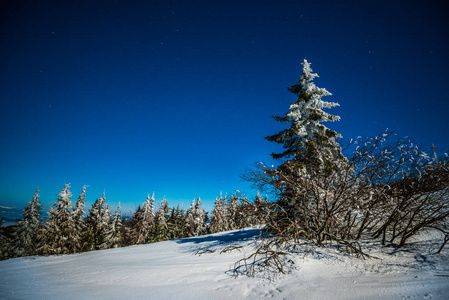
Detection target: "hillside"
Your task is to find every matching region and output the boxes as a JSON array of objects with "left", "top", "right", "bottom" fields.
[{"left": 1, "top": 228, "right": 448, "bottom": 299}]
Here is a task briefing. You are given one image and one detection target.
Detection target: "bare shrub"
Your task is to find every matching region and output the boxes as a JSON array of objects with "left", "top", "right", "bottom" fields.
[{"left": 240, "top": 132, "right": 449, "bottom": 276}]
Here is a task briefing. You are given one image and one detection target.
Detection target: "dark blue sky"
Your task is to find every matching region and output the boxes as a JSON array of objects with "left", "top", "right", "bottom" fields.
[{"left": 1, "top": 0, "right": 448, "bottom": 214}]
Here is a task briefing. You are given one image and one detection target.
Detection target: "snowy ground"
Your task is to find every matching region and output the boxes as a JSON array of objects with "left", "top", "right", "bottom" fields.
[{"left": 1, "top": 228, "right": 448, "bottom": 299}]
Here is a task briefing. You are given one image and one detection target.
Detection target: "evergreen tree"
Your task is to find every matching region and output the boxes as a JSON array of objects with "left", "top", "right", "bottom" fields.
[
  {"left": 185, "top": 199, "right": 196, "bottom": 236},
  {"left": 185, "top": 197, "right": 206, "bottom": 236},
  {"left": 107, "top": 202, "right": 123, "bottom": 248},
  {"left": 85, "top": 192, "right": 111, "bottom": 250},
  {"left": 210, "top": 194, "right": 228, "bottom": 233},
  {"left": 266, "top": 59, "right": 343, "bottom": 171},
  {"left": 72, "top": 185, "right": 87, "bottom": 252},
  {"left": 193, "top": 197, "right": 206, "bottom": 236},
  {"left": 130, "top": 194, "right": 155, "bottom": 244},
  {"left": 169, "top": 205, "right": 186, "bottom": 239},
  {"left": 153, "top": 203, "right": 169, "bottom": 242},
  {"left": 14, "top": 188, "right": 42, "bottom": 256},
  {"left": 38, "top": 184, "right": 77, "bottom": 255},
  {"left": 227, "top": 194, "right": 239, "bottom": 230}
]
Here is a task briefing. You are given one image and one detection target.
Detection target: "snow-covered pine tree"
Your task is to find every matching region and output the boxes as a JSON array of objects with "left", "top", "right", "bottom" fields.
[
  {"left": 72, "top": 185, "right": 87, "bottom": 252},
  {"left": 210, "top": 194, "right": 228, "bottom": 233},
  {"left": 193, "top": 197, "right": 206, "bottom": 236},
  {"left": 107, "top": 202, "right": 122, "bottom": 248},
  {"left": 185, "top": 199, "right": 197, "bottom": 237},
  {"left": 153, "top": 203, "right": 169, "bottom": 242},
  {"left": 14, "top": 188, "right": 42, "bottom": 256},
  {"left": 168, "top": 205, "right": 186, "bottom": 239},
  {"left": 38, "top": 184, "right": 78, "bottom": 255},
  {"left": 85, "top": 192, "right": 112, "bottom": 250},
  {"left": 227, "top": 194, "right": 239, "bottom": 230},
  {"left": 186, "top": 197, "right": 206, "bottom": 237},
  {"left": 130, "top": 193, "right": 156, "bottom": 244},
  {"left": 266, "top": 59, "right": 343, "bottom": 172}
]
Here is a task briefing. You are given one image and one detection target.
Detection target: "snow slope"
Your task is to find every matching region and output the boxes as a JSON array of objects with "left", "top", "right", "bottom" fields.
[{"left": 1, "top": 228, "right": 448, "bottom": 299}]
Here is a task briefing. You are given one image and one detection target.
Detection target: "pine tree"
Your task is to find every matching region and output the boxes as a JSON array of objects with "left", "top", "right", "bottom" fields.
[
  {"left": 193, "top": 197, "right": 206, "bottom": 236},
  {"left": 14, "top": 188, "right": 42, "bottom": 256},
  {"left": 169, "top": 205, "right": 186, "bottom": 239},
  {"left": 85, "top": 192, "right": 112, "bottom": 250},
  {"left": 185, "top": 199, "right": 196, "bottom": 237},
  {"left": 107, "top": 202, "right": 123, "bottom": 248},
  {"left": 227, "top": 194, "right": 239, "bottom": 230},
  {"left": 72, "top": 185, "right": 87, "bottom": 252},
  {"left": 38, "top": 184, "right": 77, "bottom": 255},
  {"left": 186, "top": 197, "right": 206, "bottom": 236},
  {"left": 266, "top": 59, "right": 343, "bottom": 171},
  {"left": 210, "top": 194, "right": 228, "bottom": 233},
  {"left": 153, "top": 203, "right": 169, "bottom": 242},
  {"left": 130, "top": 194, "right": 156, "bottom": 244}
]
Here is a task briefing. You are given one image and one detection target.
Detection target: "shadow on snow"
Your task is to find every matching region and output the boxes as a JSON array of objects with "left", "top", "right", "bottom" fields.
[{"left": 176, "top": 228, "right": 261, "bottom": 252}]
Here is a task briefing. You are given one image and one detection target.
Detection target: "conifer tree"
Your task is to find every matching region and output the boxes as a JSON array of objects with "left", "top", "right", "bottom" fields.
[
  {"left": 38, "top": 184, "right": 77, "bottom": 255},
  {"left": 210, "top": 194, "right": 228, "bottom": 233},
  {"left": 266, "top": 59, "right": 343, "bottom": 171},
  {"left": 193, "top": 197, "right": 206, "bottom": 236},
  {"left": 186, "top": 197, "right": 206, "bottom": 236},
  {"left": 107, "top": 202, "right": 123, "bottom": 248},
  {"left": 85, "top": 192, "right": 111, "bottom": 250},
  {"left": 153, "top": 203, "right": 169, "bottom": 242},
  {"left": 168, "top": 205, "right": 186, "bottom": 239},
  {"left": 227, "top": 194, "right": 239, "bottom": 230},
  {"left": 72, "top": 185, "right": 87, "bottom": 252},
  {"left": 14, "top": 188, "right": 42, "bottom": 256},
  {"left": 130, "top": 193, "right": 156, "bottom": 244},
  {"left": 185, "top": 199, "right": 196, "bottom": 236}
]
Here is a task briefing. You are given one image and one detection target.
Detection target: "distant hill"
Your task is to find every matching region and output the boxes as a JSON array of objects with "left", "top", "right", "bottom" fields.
[{"left": 0, "top": 206, "right": 22, "bottom": 227}]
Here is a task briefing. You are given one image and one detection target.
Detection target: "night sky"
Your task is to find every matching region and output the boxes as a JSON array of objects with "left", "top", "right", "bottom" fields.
[{"left": 1, "top": 0, "right": 448, "bottom": 215}]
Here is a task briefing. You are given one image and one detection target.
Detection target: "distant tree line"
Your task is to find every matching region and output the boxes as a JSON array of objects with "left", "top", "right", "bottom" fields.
[{"left": 0, "top": 186, "right": 267, "bottom": 260}]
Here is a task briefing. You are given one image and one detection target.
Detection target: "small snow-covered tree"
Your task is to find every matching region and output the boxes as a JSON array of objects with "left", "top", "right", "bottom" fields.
[
  {"left": 14, "top": 188, "right": 42, "bottom": 256},
  {"left": 130, "top": 193, "right": 156, "bottom": 244},
  {"left": 38, "top": 184, "right": 78, "bottom": 255},
  {"left": 168, "top": 205, "right": 186, "bottom": 239},
  {"left": 227, "top": 194, "right": 239, "bottom": 230},
  {"left": 153, "top": 203, "right": 169, "bottom": 242},
  {"left": 185, "top": 199, "right": 197, "bottom": 237},
  {"left": 185, "top": 197, "right": 206, "bottom": 237},
  {"left": 85, "top": 192, "right": 112, "bottom": 250},
  {"left": 210, "top": 194, "right": 228, "bottom": 233},
  {"left": 72, "top": 185, "right": 87, "bottom": 252},
  {"left": 107, "top": 202, "right": 123, "bottom": 248},
  {"left": 266, "top": 59, "right": 343, "bottom": 171}
]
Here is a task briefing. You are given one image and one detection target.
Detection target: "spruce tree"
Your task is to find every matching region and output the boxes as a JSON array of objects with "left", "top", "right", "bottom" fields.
[
  {"left": 130, "top": 194, "right": 156, "bottom": 244},
  {"left": 38, "top": 184, "right": 77, "bottom": 255},
  {"left": 153, "top": 203, "right": 169, "bottom": 242},
  {"left": 266, "top": 59, "right": 343, "bottom": 171},
  {"left": 15, "top": 188, "right": 42, "bottom": 256},
  {"left": 210, "top": 194, "right": 228, "bottom": 233},
  {"left": 85, "top": 192, "right": 112, "bottom": 250},
  {"left": 107, "top": 202, "right": 123, "bottom": 248},
  {"left": 72, "top": 185, "right": 87, "bottom": 252},
  {"left": 185, "top": 199, "right": 197, "bottom": 237}
]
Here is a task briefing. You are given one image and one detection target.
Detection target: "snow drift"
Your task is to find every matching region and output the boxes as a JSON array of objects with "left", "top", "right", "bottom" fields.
[{"left": 1, "top": 228, "right": 448, "bottom": 299}]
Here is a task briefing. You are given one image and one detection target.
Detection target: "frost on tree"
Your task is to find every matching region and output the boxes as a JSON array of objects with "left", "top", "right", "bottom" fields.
[
  {"left": 38, "top": 184, "right": 78, "bottom": 255},
  {"left": 266, "top": 59, "right": 343, "bottom": 171},
  {"left": 210, "top": 194, "right": 228, "bottom": 233},
  {"left": 72, "top": 185, "right": 87, "bottom": 252},
  {"left": 131, "top": 193, "right": 156, "bottom": 244},
  {"left": 107, "top": 202, "right": 123, "bottom": 248},
  {"left": 85, "top": 192, "right": 112, "bottom": 250},
  {"left": 154, "top": 202, "right": 169, "bottom": 242},
  {"left": 14, "top": 188, "right": 42, "bottom": 256},
  {"left": 185, "top": 197, "right": 206, "bottom": 237}
]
